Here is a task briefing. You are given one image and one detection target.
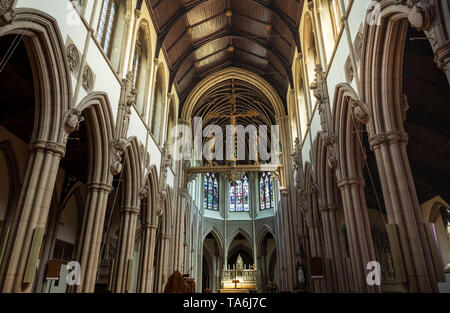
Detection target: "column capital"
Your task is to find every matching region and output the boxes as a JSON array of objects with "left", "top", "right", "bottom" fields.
[
  {"left": 87, "top": 182, "right": 112, "bottom": 193},
  {"left": 337, "top": 177, "right": 365, "bottom": 188},
  {"left": 121, "top": 207, "right": 140, "bottom": 215},
  {"left": 29, "top": 140, "right": 66, "bottom": 158},
  {"left": 369, "top": 131, "right": 408, "bottom": 150},
  {"left": 142, "top": 222, "right": 158, "bottom": 229}
]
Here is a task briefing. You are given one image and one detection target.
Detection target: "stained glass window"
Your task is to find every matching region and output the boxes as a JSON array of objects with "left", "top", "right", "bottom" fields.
[
  {"left": 229, "top": 174, "right": 249, "bottom": 212},
  {"left": 259, "top": 172, "right": 274, "bottom": 210},
  {"left": 96, "top": 0, "right": 118, "bottom": 57},
  {"left": 204, "top": 173, "right": 218, "bottom": 211}
]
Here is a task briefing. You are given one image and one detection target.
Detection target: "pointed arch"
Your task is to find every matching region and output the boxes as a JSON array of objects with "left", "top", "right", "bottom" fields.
[
  {"left": 359, "top": 1, "right": 444, "bottom": 292},
  {"left": 150, "top": 62, "right": 167, "bottom": 145},
  {"left": 256, "top": 224, "right": 275, "bottom": 255},
  {"left": 226, "top": 227, "right": 253, "bottom": 253},
  {"left": 0, "top": 8, "right": 72, "bottom": 145},
  {"left": 133, "top": 18, "right": 153, "bottom": 116},
  {"left": 330, "top": 83, "right": 378, "bottom": 292},
  {"left": 76, "top": 92, "right": 116, "bottom": 185},
  {"left": 142, "top": 165, "right": 159, "bottom": 225},
  {"left": 202, "top": 225, "right": 224, "bottom": 257}
]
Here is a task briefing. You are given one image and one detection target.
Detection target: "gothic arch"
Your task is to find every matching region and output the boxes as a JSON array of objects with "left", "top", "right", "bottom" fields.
[
  {"left": 72, "top": 92, "right": 116, "bottom": 292},
  {"left": 136, "top": 164, "right": 159, "bottom": 292},
  {"left": 150, "top": 62, "right": 167, "bottom": 145},
  {"left": 256, "top": 224, "right": 275, "bottom": 254},
  {"left": 133, "top": 18, "right": 153, "bottom": 116},
  {"left": 76, "top": 92, "right": 116, "bottom": 185},
  {"left": 161, "top": 186, "right": 173, "bottom": 236},
  {"left": 0, "top": 9, "right": 74, "bottom": 292},
  {"left": 359, "top": 1, "right": 444, "bottom": 293},
  {"left": 0, "top": 8, "right": 72, "bottom": 145},
  {"left": 226, "top": 227, "right": 253, "bottom": 253},
  {"left": 331, "top": 83, "right": 378, "bottom": 293},
  {"left": 142, "top": 165, "right": 160, "bottom": 225},
  {"left": 112, "top": 136, "right": 143, "bottom": 292},
  {"left": 182, "top": 67, "right": 286, "bottom": 120},
  {"left": 311, "top": 132, "right": 349, "bottom": 292},
  {"left": 203, "top": 226, "right": 224, "bottom": 255}
]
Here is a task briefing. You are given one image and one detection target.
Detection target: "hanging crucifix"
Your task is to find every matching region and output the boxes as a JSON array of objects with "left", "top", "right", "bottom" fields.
[{"left": 207, "top": 80, "right": 260, "bottom": 165}]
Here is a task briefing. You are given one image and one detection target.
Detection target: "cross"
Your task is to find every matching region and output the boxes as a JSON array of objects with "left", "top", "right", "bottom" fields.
[{"left": 206, "top": 81, "right": 260, "bottom": 162}]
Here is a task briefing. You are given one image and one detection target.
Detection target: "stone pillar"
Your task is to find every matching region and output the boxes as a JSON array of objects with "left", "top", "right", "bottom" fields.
[
  {"left": 337, "top": 177, "right": 379, "bottom": 293},
  {"left": 155, "top": 234, "right": 171, "bottom": 292},
  {"left": 0, "top": 141, "right": 65, "bottom": 292},
  {"left": 307, "top": 186, "right": 326, "bottom": 292},
  {"left": 279, "top": 187, "right": 295, "bottom": 291},
  {"left": 369, "top": 131, "right": 439, "bottom": 292},
  {"left": 320, "top": 204, "right": 349, "bottom": 292},
  {"left": 137, "top": 222, "right": 158, "bottom": 292},
  {"left": 75, "top": 182, "right": 112, "bottom": 293},
  {"left": 112, "top": 206, "right": 139, "bottom": 292}
]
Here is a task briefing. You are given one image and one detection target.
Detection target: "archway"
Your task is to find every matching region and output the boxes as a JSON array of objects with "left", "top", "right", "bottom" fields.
[
  {"left": 360, "top": 3, "right": 448, "bottom": 292},
  {"left": 201, "top": 231, "right": 222, "bottom": 293},
  {"left": 257, "top": 229, "right": 277, "bottom": 292},
  {"left": 0, "top": 10, "right": 72, "bottom": 292}
]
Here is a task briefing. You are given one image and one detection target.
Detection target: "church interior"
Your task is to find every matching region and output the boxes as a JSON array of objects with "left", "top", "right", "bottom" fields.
[{"left": 0, "top": 0, "right": 449, "bottom": 294}]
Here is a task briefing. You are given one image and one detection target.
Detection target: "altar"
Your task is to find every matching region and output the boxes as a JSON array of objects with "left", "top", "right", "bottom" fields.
[{"left": 219, "top": 255, "right": 258, "bottom": 293}]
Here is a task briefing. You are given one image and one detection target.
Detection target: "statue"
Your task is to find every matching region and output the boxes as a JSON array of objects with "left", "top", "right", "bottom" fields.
[{"left": 297, "top": 263, "right": 305, "bottom": 291}]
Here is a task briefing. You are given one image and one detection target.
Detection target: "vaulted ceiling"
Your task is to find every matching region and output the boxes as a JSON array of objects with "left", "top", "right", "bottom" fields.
[{"left": 146, "top": 0, "right": 304, "bottom": 108}]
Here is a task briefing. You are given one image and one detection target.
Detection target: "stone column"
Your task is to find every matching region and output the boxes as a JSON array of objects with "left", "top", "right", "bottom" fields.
[
  {"left": 75, "top": 182, "right": 112, "bottom": 293},
  {"left": 307, "top": 186, "right": 326, "bottom": 292},
  {"left": 0, "top": 141, "right": 65, "bottom": 293},
  {"left": 279, "top": 187, "right": 295, "bottom": 291},
  {"left": 369, "top": 132, "right": 439, "bottom": 292},
  {"left": 112, "top": 205, "right": 139, "bottom": 292},
  {"left": 137, "top": 222, "right": 158, "bottom": 292},
  {"left": 155, "top": 234, "right": 171, "bottom": 292},
  {"left": 337, "top": 177, "right": 379, "bottom": 293}
]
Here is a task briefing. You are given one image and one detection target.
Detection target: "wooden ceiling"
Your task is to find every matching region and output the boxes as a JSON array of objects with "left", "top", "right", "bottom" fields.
[{"left": 146, "top": 0, "right": 304, "bottom": 108}]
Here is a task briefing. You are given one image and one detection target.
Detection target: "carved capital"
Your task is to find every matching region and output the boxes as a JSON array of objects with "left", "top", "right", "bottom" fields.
[
  {"left": 110, "top": 138, "right": 128, "bottom": 175},
  {"left": 351, "top": 99, "right": 370, "bottom": 124},
  {"left": 29, "top": 140, "right": 66, "bottom": 158},
  {"left": 369, "top": 131, "right": 409, "bottom": 150},
  {"left": 0, "top": 0, "right": 15, "bottom": 26},
  {"left": 407, "top": 0, "right": 434, "bottom": 31},
  {"left": 139, "top": 185, "right": 149, "bottom": 199},
  {"left": 64, "top": 109, "right": 84, "bottom": 134}
]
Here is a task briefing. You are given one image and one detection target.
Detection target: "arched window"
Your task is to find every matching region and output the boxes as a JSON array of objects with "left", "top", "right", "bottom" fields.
[
  {"left": 329, "top": 0, "right": 342, "bottom": 38},
  {"left": 132, "top": 29, "right": 143, "bottom": 87},
  {"left": 229, "top": 175, "right": 249, "bottom": 212},
  {"left": 259, "top": 172, "right": 274, "bottom": 210},
  {"left": 97, "top": 0, "right": 119, "bottom": 57},
  {"left": 303, "top": 14, "right": 319, "bottom": 111},
  {"left": 133, "top": 26, "right": 150, "bottom": 115},
  {"left": 204, "top": 173, "right": 218, "bottom": 211},
  {"left": 151, "top": 67, "right": 165, "bottom": 145}
]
